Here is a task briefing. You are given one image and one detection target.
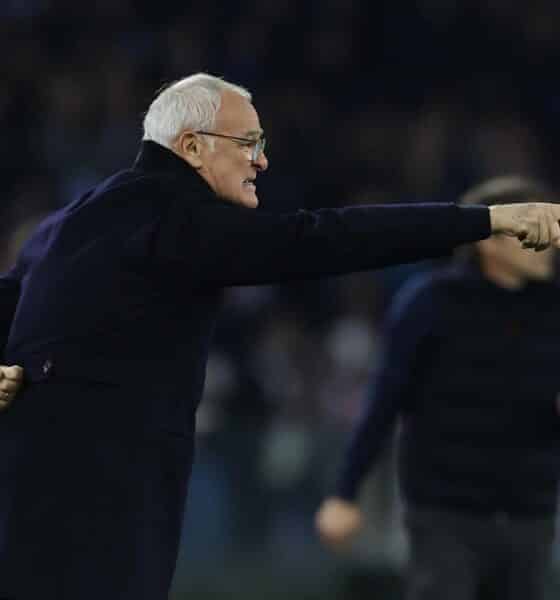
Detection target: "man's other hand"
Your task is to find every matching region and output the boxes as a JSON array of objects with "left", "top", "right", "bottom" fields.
[
  {"left": 315, "top": 497, "right": 363, "bottom": 549},
  {"left": 0, "top": 365, "right": 24, "bottom": 412},
  {"left": 489, "top": 203, "right": 560, "bottom": 251}
]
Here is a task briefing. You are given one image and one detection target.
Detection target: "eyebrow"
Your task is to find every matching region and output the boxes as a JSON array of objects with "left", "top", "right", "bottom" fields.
[{"left": 244, "top": 129, "right": 264, "bottom": 138}]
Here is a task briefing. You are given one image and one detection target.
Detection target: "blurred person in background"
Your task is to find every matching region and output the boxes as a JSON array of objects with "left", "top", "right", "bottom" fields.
[
  {"left": 0, "top": 71, "right": 558, "bottom": 600},
  {"left": 316, "top": 176, "right": 560, "bottom": 600}
]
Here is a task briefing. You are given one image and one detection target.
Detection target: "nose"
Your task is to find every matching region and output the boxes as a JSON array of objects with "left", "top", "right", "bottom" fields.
[{"left": 252, "top": 150, "right": 268, "bottom": 172}]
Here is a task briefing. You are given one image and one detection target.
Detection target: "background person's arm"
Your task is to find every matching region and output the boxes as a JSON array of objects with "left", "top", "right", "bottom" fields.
[{"left": 316, "top": 275, "right": 441, "bottom": 547}]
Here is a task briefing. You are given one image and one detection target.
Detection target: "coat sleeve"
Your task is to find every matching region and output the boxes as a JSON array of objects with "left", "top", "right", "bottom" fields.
[
  {"left": 334, "top": 275, "right": 441, "bottom": 501},
  {"left": 0, "top": 267, "right": 21, "bottom": 360},
  {"left": 154, "top": 200, "right": 491, "bottom": 287}
]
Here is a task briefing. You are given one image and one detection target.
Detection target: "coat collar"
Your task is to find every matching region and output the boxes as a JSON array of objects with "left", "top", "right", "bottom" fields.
[{"left": 132, "top": 140, "right": 211, "bottom": 194}]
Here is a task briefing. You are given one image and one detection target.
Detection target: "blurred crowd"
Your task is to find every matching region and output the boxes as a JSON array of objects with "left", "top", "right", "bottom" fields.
[
  {"left": 3, "top": 5, "right": 560, "bottom": 559},
  {"left": 3, "top": 0, "right": 560, "bottom": 432}
]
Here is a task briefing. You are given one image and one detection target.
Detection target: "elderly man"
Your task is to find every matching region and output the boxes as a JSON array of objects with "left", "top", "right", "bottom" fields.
[
  {"left": 0, "top": 74, "right": 559, "bottom": 600},
  {"left": 316, "top": 178, "right": 560, "bottom": 600}
]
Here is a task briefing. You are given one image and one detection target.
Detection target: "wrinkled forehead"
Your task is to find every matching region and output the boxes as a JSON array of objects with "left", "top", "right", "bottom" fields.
[{"left": 216, "top": 90, "right": 263, "bottom": 136}]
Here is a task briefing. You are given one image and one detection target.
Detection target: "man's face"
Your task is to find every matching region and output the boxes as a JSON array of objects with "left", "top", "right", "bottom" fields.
[
  {"left": 479, "top": 234, "right": 556, "bottom": 283},
  {"left": 196, "top": 90, "right": 268, "bottom": 208}
]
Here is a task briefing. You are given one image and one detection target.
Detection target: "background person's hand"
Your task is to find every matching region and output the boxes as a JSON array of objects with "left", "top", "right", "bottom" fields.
[
  {"left": 489, "top": 203, "right": 560, "bottom": 251},
  {"left": 315, "top": 497, "right": 363, "bottom": 548},
  {"left": 0, "top": 365, "right": 24, "bottom": 412}
]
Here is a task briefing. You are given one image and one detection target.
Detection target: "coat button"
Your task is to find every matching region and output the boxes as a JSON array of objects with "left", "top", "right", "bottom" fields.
[{"left": 42, "top": 359, "right": 54, "bottom": 376}]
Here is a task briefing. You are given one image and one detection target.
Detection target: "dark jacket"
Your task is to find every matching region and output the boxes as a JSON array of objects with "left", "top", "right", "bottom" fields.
[
  {"left": 336, "top": 265, "right": 560, "bottom": 516},
  {"left": 0, "top": 141, "right": 490, "bottom": 599}
]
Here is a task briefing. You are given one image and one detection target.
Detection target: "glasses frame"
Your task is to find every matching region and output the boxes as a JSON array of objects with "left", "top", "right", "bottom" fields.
[{"left": 196, "top": 130, "right": 266, "bottom": 162}]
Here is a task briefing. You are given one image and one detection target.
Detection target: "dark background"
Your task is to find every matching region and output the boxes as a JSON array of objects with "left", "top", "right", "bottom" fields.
[{"left": 2, "top": 2, "right": 560, "bottom": 598}]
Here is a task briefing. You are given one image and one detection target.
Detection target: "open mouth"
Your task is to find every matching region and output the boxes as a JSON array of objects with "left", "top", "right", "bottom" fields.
[{"left": 243, "top": 179, "right": 256, "bottom": 188}]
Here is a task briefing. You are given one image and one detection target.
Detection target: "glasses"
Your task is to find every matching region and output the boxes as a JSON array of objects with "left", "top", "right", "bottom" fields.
[{"left": 196, "top": 131, "right": 266, "bottom": 162}]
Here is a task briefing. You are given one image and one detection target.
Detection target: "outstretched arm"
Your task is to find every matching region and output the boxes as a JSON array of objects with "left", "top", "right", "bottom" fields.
[
  {"left": 156, "top": 198, "right": 560, "bottom": 287},
  {"left": 156, "top": 201, "right": 491, "bottom": 285}
]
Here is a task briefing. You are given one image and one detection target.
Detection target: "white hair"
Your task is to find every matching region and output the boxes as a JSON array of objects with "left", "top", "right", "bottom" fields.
[{"left": 142, "top": 73, "right": 252, "bottom": 149}]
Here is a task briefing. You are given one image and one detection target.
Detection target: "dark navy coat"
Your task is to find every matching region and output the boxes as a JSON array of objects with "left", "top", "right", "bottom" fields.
[
  {"left": 0, "top": 141, "right": 490, "bottom": 599},
  {"left": 336, "top": 266, "right": 560, "bottom": 515}
]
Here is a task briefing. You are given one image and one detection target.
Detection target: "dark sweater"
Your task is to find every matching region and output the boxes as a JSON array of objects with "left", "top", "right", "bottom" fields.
[{"left": 337, "top": 265, "right": 560, "bottom": 516}]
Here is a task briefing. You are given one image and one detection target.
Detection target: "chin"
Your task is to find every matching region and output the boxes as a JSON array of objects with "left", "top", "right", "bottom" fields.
[
  {"left": 220, "top": 193, "right": 259, "bottom": 209},
  {"left": 239, "top": 194, "right": 259, "bottom": 209}
]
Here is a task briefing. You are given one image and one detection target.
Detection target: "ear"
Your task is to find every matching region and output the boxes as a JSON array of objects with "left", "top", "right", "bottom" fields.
[{"left": 174, "top": 131, "right": 203, "bottom": 168}]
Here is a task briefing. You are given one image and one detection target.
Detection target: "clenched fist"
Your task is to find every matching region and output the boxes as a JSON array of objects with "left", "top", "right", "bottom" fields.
[
  {"left": 315, "top": 497, "right": 363, "bottom": 548},
  {"left": 0, "top": 365, "right": 24, "bottom": 412},
  {"left": 489, "top": 203, "right": 560, "bottom": 251}
]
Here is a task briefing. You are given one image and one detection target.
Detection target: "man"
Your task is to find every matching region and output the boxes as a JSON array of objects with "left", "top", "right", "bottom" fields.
[
  {"left": 0, "top": 75, "right": 559, "bottom": 600},
  {"left": 316, "top": 176, "right": 560, "bottom": 600}
]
